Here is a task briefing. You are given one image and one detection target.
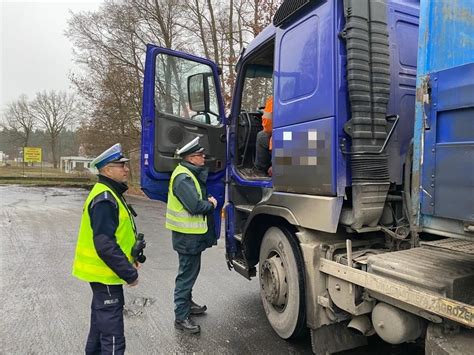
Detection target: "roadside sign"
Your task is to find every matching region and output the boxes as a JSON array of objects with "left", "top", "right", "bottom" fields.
[{"left": 24, "top": 147, "right": 42, "bottom": 163}]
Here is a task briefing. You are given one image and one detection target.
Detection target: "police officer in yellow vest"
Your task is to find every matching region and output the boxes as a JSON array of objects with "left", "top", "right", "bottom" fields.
[
  {"left": 166, "top": 137, "right": 217, "bottom": 334},
  {"left": 72, "top": 143, "right": 141, "bottom": 354}
]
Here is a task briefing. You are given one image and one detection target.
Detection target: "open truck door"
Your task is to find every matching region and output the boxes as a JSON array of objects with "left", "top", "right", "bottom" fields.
[{"left": 141, "top": 45, "right": 227, "bottom": 236}]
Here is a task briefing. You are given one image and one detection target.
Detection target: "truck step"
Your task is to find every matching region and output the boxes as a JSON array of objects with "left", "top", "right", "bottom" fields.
[
  {"left": 234, "top": 233, "right": 243, "bottom": 243},
  {"left": 367, "top": 244, "right": 474, "bottom": 304},
  {"left": 235, "top": 204, "right": 253, "bottom": 213},
  {"left": 232, "top": 258, "right": 256, "bottom": 280}
]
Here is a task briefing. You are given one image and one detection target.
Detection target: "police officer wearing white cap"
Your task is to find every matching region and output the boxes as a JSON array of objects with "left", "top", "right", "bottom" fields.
[
  {"left": 166, "top": 137, "right": 218, "bottom": 334},
  {"left": 72, "top": 143, "right": 142, "bottom": 354}
]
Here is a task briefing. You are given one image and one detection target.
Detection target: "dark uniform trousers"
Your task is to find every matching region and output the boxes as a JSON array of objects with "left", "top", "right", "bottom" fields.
[
  {"left": 174, "top": 253, "right": 202, "bottom": 320},
  {"left": 86, "top": 282, "right": 125, "bottom": 355},
  {"left": 255, "top": 130, "right": 271, "bottom": 172}
]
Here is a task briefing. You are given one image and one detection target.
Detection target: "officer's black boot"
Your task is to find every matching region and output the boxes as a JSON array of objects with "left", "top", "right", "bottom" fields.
[
  {"left": 175, "top": 317, "right": 201, "bottom": 334},
  {"left": 190, "top": 300, "right": 207, "bottom": 315}
]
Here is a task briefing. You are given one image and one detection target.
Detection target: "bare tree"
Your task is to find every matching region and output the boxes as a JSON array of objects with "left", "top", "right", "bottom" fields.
[
  {"left": 179, "top": 1, "right": 229, "bottom": 103},
  {"left": 2, "top": 94, "right": 36, "bottom": 147},
  {"left": 245, "top": 0, "right": 279, "bottom": 36},
  {"left": 30, "top": 91, "right": 79, "bottom": 168},
  {"left": 66, "top": 1, "right": 144, "bottom": 115},
  {"left": 178, "top": 0, "right": 281, "bottom": 106},
  {"left": 67, "top": 0, "right": 187, "bottom": 161},
  {"left": 66, "top": 0, "right": 282, "bottom": 162}
]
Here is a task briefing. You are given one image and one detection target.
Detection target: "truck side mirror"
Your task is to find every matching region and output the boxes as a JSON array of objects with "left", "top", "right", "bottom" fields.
[{"left": 188, "top": 73, "right": 210, "bottom": 113}]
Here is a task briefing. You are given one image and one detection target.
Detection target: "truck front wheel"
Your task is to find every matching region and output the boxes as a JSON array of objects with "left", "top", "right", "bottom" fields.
[{"left": 259, "top": 226, "right": 306, "bottom": 339}]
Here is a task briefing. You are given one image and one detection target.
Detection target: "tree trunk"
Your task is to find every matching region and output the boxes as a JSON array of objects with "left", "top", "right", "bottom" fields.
[
  {"left": 24, "top": 130, "right": 30, "bottom": 148},
  {"left": 227, "top": 0, "right": 236, "bottom": 100},
  {"left": 51, "top": 137, "right": 58, "bottom": 169},
  {"left": 206, "top": 0, "right": 220, "bottom": 65},
  {"left": 195, "top": 0, "right": 210, "bottom": 59}
]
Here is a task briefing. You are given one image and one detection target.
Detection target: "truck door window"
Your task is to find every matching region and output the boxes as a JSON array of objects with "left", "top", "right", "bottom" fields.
[
  {"left": 154, "top": 53, "right": 220, "bottom": 125},
  {"left": 235, "top": 40, "right": 275, "bottom": 177}
]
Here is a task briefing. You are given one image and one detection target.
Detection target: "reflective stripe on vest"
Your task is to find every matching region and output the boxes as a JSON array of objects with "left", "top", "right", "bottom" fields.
[
  {"left": 72, "top": 183, "right": 136, "bottom": 285},
  {"left": 262, "top": 111, "right": 273, "bottom": 120},
  {"left": 166, "top": 164, "right": 208, "bottom": 234}
]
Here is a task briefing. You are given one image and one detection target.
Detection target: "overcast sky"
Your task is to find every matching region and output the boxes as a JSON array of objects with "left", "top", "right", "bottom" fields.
[{"left": 1, "top": 0, "right": 103, "bottom": 110}]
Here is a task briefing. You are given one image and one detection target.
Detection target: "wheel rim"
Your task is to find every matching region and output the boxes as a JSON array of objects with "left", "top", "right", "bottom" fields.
[{"left": 260, "top": 252, "right": 288, "bottom": 310}]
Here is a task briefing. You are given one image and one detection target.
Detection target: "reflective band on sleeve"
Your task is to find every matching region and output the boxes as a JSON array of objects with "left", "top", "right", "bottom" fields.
[{"left": 262, "top": 111, "right": 273, "bottom": 120}]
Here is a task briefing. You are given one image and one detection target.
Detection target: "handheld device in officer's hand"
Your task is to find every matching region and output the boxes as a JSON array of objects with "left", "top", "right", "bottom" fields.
[{"left": 132, "top": 233, "right": 146, "bottom": 263}]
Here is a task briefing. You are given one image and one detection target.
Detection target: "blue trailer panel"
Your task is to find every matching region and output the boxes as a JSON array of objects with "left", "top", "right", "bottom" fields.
[
  {"left": 413, "top": 0, "right": 474, "bottom": 237},
  {"left": 421, "top": 64, "right": 474, "bottom": 222}
]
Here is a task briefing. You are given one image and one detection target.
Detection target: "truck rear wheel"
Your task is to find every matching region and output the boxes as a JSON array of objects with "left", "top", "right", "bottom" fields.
[{"left": 258, "top": 226, "right": 306, "bottom": 339}]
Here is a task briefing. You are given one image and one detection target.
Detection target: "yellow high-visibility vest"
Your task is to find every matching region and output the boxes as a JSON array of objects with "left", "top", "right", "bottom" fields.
[
  {"left": 166, "top": 164, "right": 208, "bottom": 234},
  {"left": 72, "top": 183, "right": 136, "bottom": 285}
]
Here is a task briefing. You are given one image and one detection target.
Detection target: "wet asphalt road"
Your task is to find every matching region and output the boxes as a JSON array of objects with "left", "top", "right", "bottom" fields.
[
  {"left": 0, "top": 185, "right": 314, "bottom": 354},
  {"left": 0, "top": 185, "right": 422, "bottom": 354}
]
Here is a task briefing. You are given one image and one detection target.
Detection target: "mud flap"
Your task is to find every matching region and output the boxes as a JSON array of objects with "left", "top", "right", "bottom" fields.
[{"left": 311, "top": 322, "right": 367, "bottom": 354}]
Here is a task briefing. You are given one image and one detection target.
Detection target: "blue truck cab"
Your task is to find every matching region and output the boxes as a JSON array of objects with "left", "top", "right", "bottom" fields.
[{"left": 141, "top": 0, "right": 473, "bottom": 352}]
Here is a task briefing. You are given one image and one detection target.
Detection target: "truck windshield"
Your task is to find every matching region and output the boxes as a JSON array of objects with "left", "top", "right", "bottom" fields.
[{"left": 241, "top": 74, "right": 273, "bottom": 112}]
